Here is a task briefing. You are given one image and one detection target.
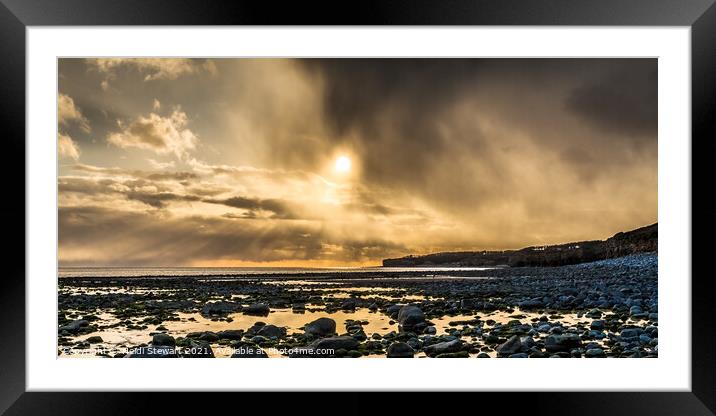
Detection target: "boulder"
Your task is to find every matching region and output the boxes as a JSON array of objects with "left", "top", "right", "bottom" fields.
[
  {"left": 243, "top": 303, "right": 270, "bottom": 316},
  {"left": 590, "top": 320, "right": 605, "bottom": 330},
  {"left": 256, "top": 324, "right": 285, "bottom": 339},
  {"left": 386, "top": 342, "right": 415, "bottom": 358},
  {"left": 386, "top": 304, "right": 403, "bottom": 318},
  {"left": 496, "top": 335, "right": 522, "bottom": 356},
  {"left": 309, "top": 336, "right": 360, "bottom": 351},
  {"left": 397, "top": 305, "right": 425, "bottom": 330},
  {"left": 545, "top": 334, "right": 582, "bottom": 352},
  {"left": 152, "top": 333, "right": 176, "bottom": 346},
  {"left": 620, "top": 328, "right": 644, "bottom": 339},
  {"left": 460, "top": 299, "right": 482, "bottom": 310},
  {"left": 58, "top": 319, "right": 89, "bottom": 333},
  {"left": 520, "top": 336, "right": 535, "bottom": 350},
  {"left": 585, "top": 348, "right": 606, "bottom": 358},
  {"left": 304, "top": 317, "right": 337, "bottom": 337},
  {"left": 187, "top": 331, "right": 219, "bottom": 342},
  {"left": 518, "top": 299, "right": 543, "bottom": 309},
  {"left": 424, "top": 339, "right": 463, "bottom": 356},
  {"left": 629, "top": 305, "right": 643, "bottom": 316},
  {"left": 201, "top": 301, "right": 240, "bottom": 316},
  {"left": 216, "top": 329, "right": 244, "bottom": 340}
]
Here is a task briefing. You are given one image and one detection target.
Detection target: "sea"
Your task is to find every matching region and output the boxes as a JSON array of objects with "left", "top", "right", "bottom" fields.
[{"left": 58, "top": 266, "right": 494, "bottom": 278}]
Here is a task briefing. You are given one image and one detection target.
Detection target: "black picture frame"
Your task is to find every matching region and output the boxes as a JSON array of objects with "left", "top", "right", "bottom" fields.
[{"left": 1, "top": 0, "right": 713, "bottom": 414}]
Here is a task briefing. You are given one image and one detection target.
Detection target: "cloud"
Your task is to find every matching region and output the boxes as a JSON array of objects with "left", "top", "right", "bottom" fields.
[
  {"left": 205, "top": 196, "right": 297, "bottom": 219},
  {"left": 58, "top": 133, "right": 80, "bottom": 161},
  {"left": 125, "top": 190, "right": 201, "bottom": 208},
  {"left": 69, "top": 164, "right": 199, "bottom": 183},
  {"left": 107, "top": 108, "right": 198, "bottom": 159},
  {"left": 58, "top": 205, "right": 404, "bottom": 266},
  {"left": 565, "top": 60, "right": 657, "bottom": 137},
  {"left": 88, "top": 58, "right": 217, "bottom": 83},
  {"left": 147, "top": 158, "right": 175, "bottom": 170},
  {"left": 58, "top": 94, "right": 90, "bottom": 133}
]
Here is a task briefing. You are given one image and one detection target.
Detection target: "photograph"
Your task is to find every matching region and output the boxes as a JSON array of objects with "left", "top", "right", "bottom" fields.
[{"left": 57, "top": 57, "right": 658, "bottom": 359}]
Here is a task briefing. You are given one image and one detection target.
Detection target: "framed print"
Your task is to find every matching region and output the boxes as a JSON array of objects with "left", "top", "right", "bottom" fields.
[{"left": 2, "top": 0, "right": 715, "bottom": 414}]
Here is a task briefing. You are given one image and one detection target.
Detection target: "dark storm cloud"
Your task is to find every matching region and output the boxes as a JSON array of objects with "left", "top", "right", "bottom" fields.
[
  {"left": 300, "top": 59, "right": 489, "bottom": 189},
  {"left": 565, "top": 60, "right": 657, "bottom": 137},
  {"left": 59, "top": 174, "right": 201, "bottom": 209},
  {"left": 204, "top": 196, "right": 297, "bottom": 219},
  {"left": 301, "top": 58, "right": 656, "bottom": 146},
  {"left": 125, "top": 191, "right": 201, "bottom": 208},
  {"left": 296, "top": 58, "right": 657, "bottom": 212}
]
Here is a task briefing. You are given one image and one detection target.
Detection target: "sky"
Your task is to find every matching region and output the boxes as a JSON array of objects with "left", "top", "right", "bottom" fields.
[{"left": 58, "top": 58, "right": 657, "bottom": 267}]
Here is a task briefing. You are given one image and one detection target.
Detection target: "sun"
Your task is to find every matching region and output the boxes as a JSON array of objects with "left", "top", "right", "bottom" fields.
[{"left": 335, "top": 155, "right": 351, "bottom": 173}]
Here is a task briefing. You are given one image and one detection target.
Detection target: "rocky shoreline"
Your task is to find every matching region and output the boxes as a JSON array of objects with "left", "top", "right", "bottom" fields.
[
  {"left": 383, "top": 223, "right": 657, "bottom": 268},
  {"left": 58, "top": 253, "right": 657, "bottom": 358}
]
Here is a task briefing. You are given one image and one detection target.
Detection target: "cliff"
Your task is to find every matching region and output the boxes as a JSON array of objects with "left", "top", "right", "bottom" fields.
[{"left": 382, "top": 223, "right": 657, "bottom": 268}]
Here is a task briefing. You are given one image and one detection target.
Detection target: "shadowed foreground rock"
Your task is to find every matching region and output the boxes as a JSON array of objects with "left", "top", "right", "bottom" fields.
[{"left": 304, "top": 317, "right": 337, "bottom": 338}]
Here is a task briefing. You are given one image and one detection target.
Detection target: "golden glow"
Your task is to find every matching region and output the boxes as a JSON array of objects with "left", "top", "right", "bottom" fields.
[{"left": 334, "top": 155, "right": 351, "bottom": 173}]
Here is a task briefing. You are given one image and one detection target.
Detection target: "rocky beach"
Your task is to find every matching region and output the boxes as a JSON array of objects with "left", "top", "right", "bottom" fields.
[{"left": 58, "top": 252, "right": 657, "bottom": 359}]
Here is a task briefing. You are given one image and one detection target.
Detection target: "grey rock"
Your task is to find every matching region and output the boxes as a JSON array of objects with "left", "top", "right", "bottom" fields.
[
  {"left": 216, "top": 329, "right": 244, "bottom": 340},
  {"left": 545, "top": 334, "right": 582, "bottom": 352},
  {"left": 304, "top": 317, "right": 337, "bottom": 337},
  {"left": 397, "top": 305, "right": 425, "bottom": 330},
  {"left": 201, "top": 301, "right": 240, "bottom": 316},
  {"left": 496, "top": 335, "right": 522, "bottom": 356},
  {"left": 537, "top": 324, "right": 551, "bottom": 333},
  {"left": 152, "top": 333, "right": 176, "bottom": 346},
  {"left": 386, "top": 342, "right": 415, "bottom": 358},
  {"left": 620, "top": 328, "right": 644, "bottom": 339},
  {"left": 256, "top": 324, "right": 285, "bottom": 339},
  {"left": 308, "top": 336, "right": 360, "bottom": 352},
  {"left": 424, "top": 339, "right": 463, "bottom": 355},
  {"left": 590, "top": 320, "right": 605, "bottom": 330},
  {"left": 58, "top": 319, "right": 89, "bottom": 333},
  {"left": 518, "top": 299, "right": 543, "bottom": 309},
  {"left": 585, "top": 348, "right": 606, "bottom": 357},
  {"left": 187, "top": 331, "right": 219, "bottom": 342},
  {"left": 244, "top": 303, "right": 270, "bottom": 316},
  {"left": 386, "top": 304, "right": 403, "bottom": 316},
  {"left": 629, "top": 305, "right": 643, "bottom": 316},
  {"left": 520, "top": 336, "right": 535, "bottom": 350}
]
